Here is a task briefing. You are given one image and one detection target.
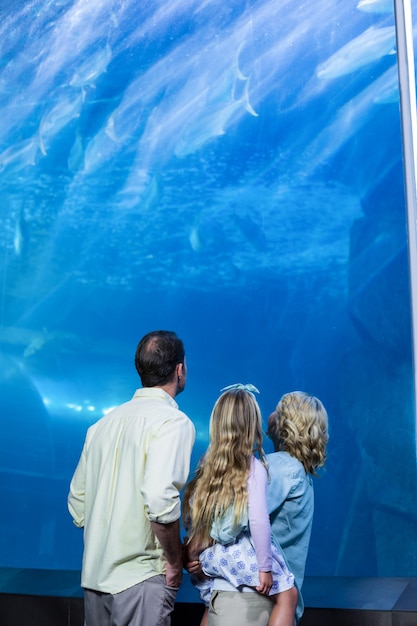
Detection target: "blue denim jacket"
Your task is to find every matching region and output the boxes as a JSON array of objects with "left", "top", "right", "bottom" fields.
[{"left": 267, "top": 451, "right": 314, "bottom": 623}]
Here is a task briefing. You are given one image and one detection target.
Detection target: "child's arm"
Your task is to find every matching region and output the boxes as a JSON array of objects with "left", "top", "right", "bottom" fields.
[
  {"left": 183, "top": 535, "right": 211, "bottom": 581},
  {"left": 247, "top": 458, "right": 273, "bottom": 594},
  {"left": 183, "top": 535, "right": 205, "bottom": 563}
]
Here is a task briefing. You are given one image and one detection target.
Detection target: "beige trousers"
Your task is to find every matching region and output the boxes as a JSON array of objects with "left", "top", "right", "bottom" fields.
[{"left": 208, "top": 590, "right": 273, "bottom": 626}]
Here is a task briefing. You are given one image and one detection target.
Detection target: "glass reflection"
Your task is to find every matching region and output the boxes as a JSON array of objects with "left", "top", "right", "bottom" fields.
[{"left": 0, "top": 0, "right": 415, "bottom": 583}]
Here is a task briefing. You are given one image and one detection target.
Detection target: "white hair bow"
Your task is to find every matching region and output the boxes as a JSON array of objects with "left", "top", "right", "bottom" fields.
[{"left": 220, "top": 383, "right": 260, "bottom": 394}]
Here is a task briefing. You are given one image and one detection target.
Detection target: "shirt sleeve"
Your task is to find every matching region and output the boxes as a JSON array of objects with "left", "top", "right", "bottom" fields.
[
  {"left": 68, "top": 443, "right": 87, "bottom": 528},
  {"left": 266, "top": 453, "right": 299, "bottom": 515},
  {"left": 247, "top": 457, "right": 272, "bottom": 572},
  {"left": 142, "top": 413, "right": 195, "bottom": 524}
]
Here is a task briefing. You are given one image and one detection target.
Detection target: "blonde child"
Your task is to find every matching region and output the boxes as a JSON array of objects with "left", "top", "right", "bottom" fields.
[
  {"left": 266, "top": 391, "right": 329, "bottom": 623},
  {"left": 183, "top": 384, "right": 298, "bottom": 626}
]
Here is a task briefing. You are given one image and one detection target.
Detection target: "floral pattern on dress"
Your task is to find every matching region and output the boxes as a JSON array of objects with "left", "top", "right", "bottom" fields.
[{"left": 198, "top": 531, "right": 294, "bottom": 598}]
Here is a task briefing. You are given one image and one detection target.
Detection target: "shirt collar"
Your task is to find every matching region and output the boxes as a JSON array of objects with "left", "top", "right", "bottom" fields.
[{"left": 133, "top": 387, "right": 179, "bottom": 409}]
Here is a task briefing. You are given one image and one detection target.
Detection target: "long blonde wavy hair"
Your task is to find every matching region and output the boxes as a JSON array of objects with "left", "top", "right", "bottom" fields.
[
  {"left": 184, "top": 388, "right": 267, "bottom": 547},
  {"left": 267, "top": 391, "right": 328, "bottom": 475}
]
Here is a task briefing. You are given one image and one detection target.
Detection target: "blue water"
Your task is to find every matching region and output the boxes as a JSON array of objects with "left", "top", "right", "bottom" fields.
[{"left": 0, "top": 0, "right": 416, "bottom": 588}]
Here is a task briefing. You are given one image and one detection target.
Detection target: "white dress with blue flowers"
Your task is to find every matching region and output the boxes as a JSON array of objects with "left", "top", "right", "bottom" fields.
[{"left": 193, "top": 457, "right": 295, "bottom": 605}]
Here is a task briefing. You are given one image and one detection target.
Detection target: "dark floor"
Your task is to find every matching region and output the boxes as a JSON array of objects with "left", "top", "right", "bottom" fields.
[{"left": 0, "top": 570, "right": 416, "bottom": 625}]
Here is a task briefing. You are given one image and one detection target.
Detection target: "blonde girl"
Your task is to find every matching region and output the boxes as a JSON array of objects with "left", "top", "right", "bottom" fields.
[
  {"left": 183, "top": 384, "right": 298, "bottom": 626},
  {"left": 266, "top": 391, "right": 329, "bottom": 624}
]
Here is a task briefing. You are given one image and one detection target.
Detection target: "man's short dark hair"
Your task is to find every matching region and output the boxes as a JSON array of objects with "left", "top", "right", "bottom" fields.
[{"left": 135, "top": 330, "right": 185, "bottom": 387}]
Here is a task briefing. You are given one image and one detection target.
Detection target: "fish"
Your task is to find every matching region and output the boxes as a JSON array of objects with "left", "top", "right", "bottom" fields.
[
  {"left": 22, "top": 327, "right": 79, "bottom": 358},
  {"left": 174, "top": 74, "right": 258, "bottom": 158},
  {"left": 83, "top": 125, "right": 116, "bottom": 173},
  {"left": 103, "top": 87, "right": 144, "bottom": 144},
  {"left": 0, "top": 138, "right": 38, "bottom": 172},
  {"left": 69, "top": 43, "right": 112, "bottom": 88},
  {"left": 357, "top": 0, "right": 393, "bottom": 13},
  {"left": 115, "top": 170, "right": 160, "bottom": 211},
  {"left": 39, "top": 91, "right": 84, "bottom": 156},
  {"left": 189, "top": 225, "right": 201, "bottom": 252},
  {"left": 317, "top": 26, "right": 396, "bottom": 80},
  {"left": 23, "top": 327, "right": 49, "bottom": 358},
  {"left": 13, "top": 205, "right": 29, "bottom": 257},
  {"left": 234, "top": 40, "right": 250, "bottom": 81}
]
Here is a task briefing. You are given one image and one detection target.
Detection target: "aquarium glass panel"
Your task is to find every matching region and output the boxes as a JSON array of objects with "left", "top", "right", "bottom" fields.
[{"left": 0, "top": 0, "right": 416, "bottom": 583}]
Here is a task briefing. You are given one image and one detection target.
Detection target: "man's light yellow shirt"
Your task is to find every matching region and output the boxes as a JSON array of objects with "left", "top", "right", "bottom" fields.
[{"left": 68, "top": 387, "right": 195, "bottom": 593}]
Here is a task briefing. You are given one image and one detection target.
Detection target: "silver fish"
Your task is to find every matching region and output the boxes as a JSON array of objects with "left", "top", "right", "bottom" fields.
[{"left": 317, "top": 26, "right": 396, "bottom": 80}]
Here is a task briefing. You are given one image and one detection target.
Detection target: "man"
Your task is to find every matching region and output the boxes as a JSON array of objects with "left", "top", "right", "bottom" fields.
[{"left": 68, "top": 330, "right": 195, "bottom": 626}]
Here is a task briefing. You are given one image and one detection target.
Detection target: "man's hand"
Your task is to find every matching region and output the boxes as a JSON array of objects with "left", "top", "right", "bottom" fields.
[
  {"left": 151, "top": 520, "right": 183, "bottom": 589},
  {"left": 165, "top": 560, "right": 183, "bottom": 588}
]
